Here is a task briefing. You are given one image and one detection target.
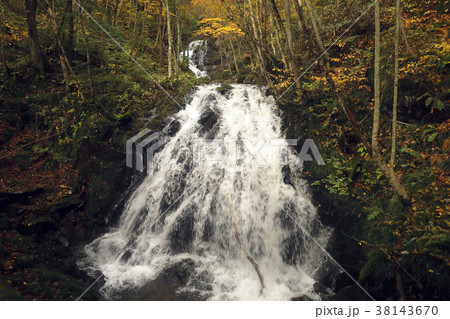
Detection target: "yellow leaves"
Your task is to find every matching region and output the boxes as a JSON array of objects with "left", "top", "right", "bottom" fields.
[{"left": 196, "top": 18, "right": 244, "bottom": 38}]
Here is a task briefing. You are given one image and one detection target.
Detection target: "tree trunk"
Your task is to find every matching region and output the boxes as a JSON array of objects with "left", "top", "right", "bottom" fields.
[
  {"left": 47, "top": 0, "right": 84, "bottom": 100},
  {"left": 68, "top": 0, "right": 74, "bottom": 64},
  {"left": 24, "top": 0, "right": 47, "bottom": 72},
  {"left": 228, "top": 36, "right": 239, "bottom": 73},
  {"left": 271, "top": 12, "right": 286, "bottom": 68},
  {"left": 248, "top": 0, "right": 264, "bottom": 67},
  {"left": 294, "top": 0, "right": 317, "bottom": 54},
  {"left": 390, "top": 0, "right": 401, "bottom": 167},
  {"left": 219, "top": 0, "right": 276, "bottom": 91},
  {"left": 163, "top": 0, "right": 172, "bottom": 78},
  {"left": 269, "top": 16, "right": 277, "bottom": 56},
  {"left": 158, "top": 0, "right": 164, "bottom": 68},
  {"left": 0, "top": 28, "right": 10, "bottom": 72},
  {"left": 302, "top": 0, "right": 409, "bottom": 200},
  {"left": 281, "top": 0, "right": 302, "bottom": 92},
  {"left": 115, "top": 0, "right": 126, "bottom": 25},
  {"left": 175, "top": 0, "right": 181, "bottom": 77},
  {"left": 282, "top": 0, "right": 294, "bottom": 58},
  {"left": 372, "top": 1, "right": 381, "bottom": 151},
  {"left": 78, "top": 1, "right": 94, "bottom": 98}
]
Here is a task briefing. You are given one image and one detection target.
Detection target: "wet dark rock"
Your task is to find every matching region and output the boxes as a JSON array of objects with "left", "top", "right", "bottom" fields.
[
  {"left": 198, "top": 107, "right": 220, "bottom": 138},
  {"left": 282, "top": 165, "right": 295, "bottom": 189},
  {"left": 18, "top": 213, "right": 57, "bottom": 236},
  {"left": 48, "top": 194, "right": 83, "bottom": 221},
  {"left": 281, "top": 234, "right": 305, "bottom": 265},
  {"left": 327, "top": 285, "right": 372, "bottom": 301},
  {"left": 277, "top": 202, "right": 296, "bottom": 230},
  {"left": 291, "top": 295, "right": 314, "bottom": 301},
  {"left": 216, "top": 84, "right": 233, "bottom": 96},
  {"left": 129, "top": 258, "right": 202, "bottom": 301},
  {"left": 313, "top": 282, "right": 334, "bottom": 299},
  {"left": 159, "top": 170, "right": 187, "bottom": 216},
  {"left": 184, "top": 94, "right": 194, "bottom": 106},
  {"left": 164, "top": 119, "right": 181, "bottom": 137},
  {"left": 315, "top": 264, "right": 352, "bottom": 292},
  {"left": 0, "top": 187, "right": 44, "bottom": 207},
  {"left": 168, "top": 204, "right": 196, "bottom": 253},
  {"left": 2, "top": 204, "right": 25, "bottom": 218},
  {"left": 201, "top": 93, "right": 217, "bottom": 108},
  {"left": 198, "top": 108, "right": 218, "bottom": 131},
  {"left": 202, "top": 217, "right": 214, "bottom": 241}
]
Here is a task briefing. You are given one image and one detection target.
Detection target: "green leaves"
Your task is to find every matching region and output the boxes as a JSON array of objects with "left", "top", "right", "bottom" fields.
[
  {"left": 367, "top": 206, "right": 382, "bottom": 221},
  {"left": 399, "top": 147, "right": 421, "bottom": 158}
]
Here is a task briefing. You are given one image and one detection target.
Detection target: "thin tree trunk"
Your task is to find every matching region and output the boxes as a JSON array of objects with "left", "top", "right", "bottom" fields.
[
  {"left": 175, "top": 0, "right": 181, "bottom": 77},
  {"left": 282, "top": 0, "right": 302, "bottom": 92},
  {"left": 47, "top": 0, "right": 84, "bottom": 101},
  {"left": 115, "top": 0, "right": 126, "bottom": 24},
  {"left": 400, "top": 19, "right": 413, "bottom": 56},
  {"left": 302, "top": 0, "right": 408, "bottom": 200},
  {"left": 269, "top": 16, "right": 277, "bottom": 56},
  {"left": 372, "top": 1, "right": 381, "bottom": 151},
  {"left": 248, "top": 0, "right": 265, "bottom": 67},
  {"left": 67, "top": 0, "right": 73, "bottom": 64},
  {"left": 163, "top": 0, "right": 172, "bottom": 78},
  {"left": 269, "top": 0, "right": 284, "bottom": 34},
  {"left": 219, "top": 0, "right": 276, "bottom": 91},
  {"left": 0, "top": 28, "right": 10, "bottom": 72},
  {"left": 78, "top": 1, "right": 94, "bottom": 98},
  {"left": 282, "top": 0, "right": 294, "bottom": 58},
  {"left": 25, "top": 0, "right": 47, "bottom": 72},
  {"left": 111, "top": 0, "right": 119, "bottom": 26},
  {"left": 228, "top": 35, "right": 239, "bottom": 73},
  {"left": 294, "top": 0, "right": 316, "bottom": 53},
  {"left": 396, "top": 269, "right": 407, "bottom": 301},
  {"left": 390, "top": 0, "right": 401, "bottom": 167},
  {"left": 271, "top": 12, "right": 286, "bottom": 68},
  {"left": 158, "top": 0, "right": 164, "bottom": 67}
]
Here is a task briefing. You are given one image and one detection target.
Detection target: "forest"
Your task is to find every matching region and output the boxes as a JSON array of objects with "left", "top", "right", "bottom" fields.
[{"left": 0, "top": 0, "right": 448, "bottom": 301}]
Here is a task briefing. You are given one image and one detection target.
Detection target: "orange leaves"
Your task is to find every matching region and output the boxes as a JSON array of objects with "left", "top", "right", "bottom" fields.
[{"left": 442, "top": 138, "right": 450, "bottom": 152}]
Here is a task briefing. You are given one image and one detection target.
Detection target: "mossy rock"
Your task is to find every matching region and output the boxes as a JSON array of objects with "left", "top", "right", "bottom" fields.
[{"left": 216, "top": 84, "right": 233, "bottom": 95}]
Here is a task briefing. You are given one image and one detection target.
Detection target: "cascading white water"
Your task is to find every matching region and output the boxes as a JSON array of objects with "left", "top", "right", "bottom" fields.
[
  {"left": 181, "top": 40, "right": 209, "bottom": 78},
  {"left": 78, "top": 41, "right": 330, "bottom": 300}
]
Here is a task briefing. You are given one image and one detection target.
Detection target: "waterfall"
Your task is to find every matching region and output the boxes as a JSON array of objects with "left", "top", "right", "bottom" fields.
[
  {"left": 78, "top": 40, "right": 331, "bottom": 301},
  {"left": 181, "top": 40, "right": 209, "bottom": 78}
]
